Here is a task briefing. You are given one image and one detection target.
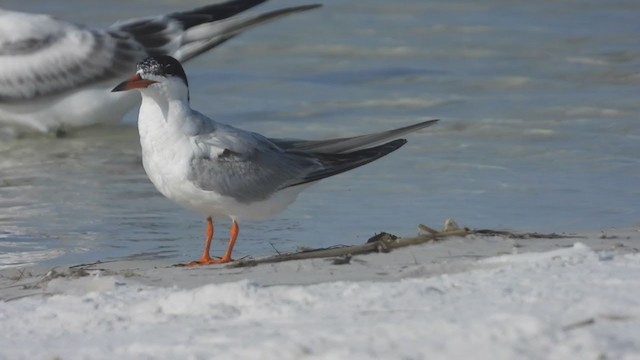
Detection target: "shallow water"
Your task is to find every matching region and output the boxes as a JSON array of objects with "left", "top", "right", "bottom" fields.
[{"left": 1, "top": 0, "right": 639, "bottom": 268}]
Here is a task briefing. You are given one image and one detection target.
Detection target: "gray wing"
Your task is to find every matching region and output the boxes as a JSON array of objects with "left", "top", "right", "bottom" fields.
[
  {"left": 189, "top": 147, "right": 321, "bottom": 203},
  {"left": 188, "top": 126, "right": 321, "bottom": 203},
  {"left": 270, "top": 119, "right": 439, "bottom": 154},
  {"left": 187, "top": 122, "right": 410, "bottom": 203}
]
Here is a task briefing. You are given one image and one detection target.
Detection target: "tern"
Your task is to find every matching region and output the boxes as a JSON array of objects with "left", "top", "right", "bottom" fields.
[
  {"left": 112, "top": 55, "right": 439, "bottom": 265},
  {"left": 0, "top": 0, "right": 320, "bottom": 135}
]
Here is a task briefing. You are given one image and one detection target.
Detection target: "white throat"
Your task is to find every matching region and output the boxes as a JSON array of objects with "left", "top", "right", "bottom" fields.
[{"left": 136, "top": 84, "right": 195, "bottom": 205}]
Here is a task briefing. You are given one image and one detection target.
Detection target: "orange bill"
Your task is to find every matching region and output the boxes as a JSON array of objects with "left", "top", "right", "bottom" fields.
[{"left": 111, "top": 74, "right": 157, "bottom": 92}]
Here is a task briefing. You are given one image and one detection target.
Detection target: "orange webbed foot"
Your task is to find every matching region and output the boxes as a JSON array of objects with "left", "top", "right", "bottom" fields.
[{"left": 181, "top": 256, "right": 234, "bottom": 267}]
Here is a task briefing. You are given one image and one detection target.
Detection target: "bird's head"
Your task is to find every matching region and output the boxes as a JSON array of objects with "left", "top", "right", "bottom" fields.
[{"left": 112, "top": 55, "right": 189, "bottom": 101}]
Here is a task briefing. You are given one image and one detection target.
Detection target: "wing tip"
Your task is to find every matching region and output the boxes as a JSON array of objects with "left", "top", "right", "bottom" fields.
[
  {"left": 297, "top": 4, "right": 323, "bottom": 11},
  {"left": 389, "top": 138, "right": 408, "bottom": 148}
]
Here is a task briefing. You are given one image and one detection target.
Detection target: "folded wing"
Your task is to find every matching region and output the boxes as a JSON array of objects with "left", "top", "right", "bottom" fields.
[{"left": 188, "top": 122, "right": 411, "bottom": 204}]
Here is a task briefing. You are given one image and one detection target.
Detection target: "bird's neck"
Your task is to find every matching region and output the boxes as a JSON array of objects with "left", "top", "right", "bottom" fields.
[
  {"left": 144, "top": 89, "right": 191, "bottom": 117},
  {"left": 138, "top": 92, "right": 194, "bottom": 140}
]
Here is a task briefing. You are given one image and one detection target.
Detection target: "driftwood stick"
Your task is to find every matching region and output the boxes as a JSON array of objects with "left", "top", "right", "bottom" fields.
[
  {"left": 418, "top": 224, "right": 440, "bottom": 235},
  {"left": 226, "top": 228, "right": 469, "bottom": 268}
]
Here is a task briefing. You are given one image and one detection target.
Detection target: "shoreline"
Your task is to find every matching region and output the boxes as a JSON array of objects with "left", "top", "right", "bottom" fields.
[
  {"left": 1, "top": 225, "right": 638, "bottom": 300},
  {"left": 1, "top": 226, "right": 639, "bottom": 359}
]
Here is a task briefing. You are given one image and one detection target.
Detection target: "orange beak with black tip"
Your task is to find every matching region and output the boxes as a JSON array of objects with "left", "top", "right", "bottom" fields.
[{"left": 111, "top": 74, "right": 157, "bottom": 92}]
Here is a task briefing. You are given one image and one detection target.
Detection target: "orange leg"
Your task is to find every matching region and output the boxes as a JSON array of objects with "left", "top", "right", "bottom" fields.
[
  {"left": 186, "top": 218, "right": 239, "bottom": 266},
  {"left": 186, "top": 217, "right": 215, "bottom": 267},
  {"left": 215, "top": 220, "right": 239, "bottom": 264}
]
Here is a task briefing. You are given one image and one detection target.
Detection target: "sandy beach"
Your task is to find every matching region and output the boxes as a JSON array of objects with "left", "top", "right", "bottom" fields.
[
  {"left": 1, "top": 0, "right": 639, "bottom": 358},
  {"left": 1, "top": 225, "right": 639, "bottom": 359}
]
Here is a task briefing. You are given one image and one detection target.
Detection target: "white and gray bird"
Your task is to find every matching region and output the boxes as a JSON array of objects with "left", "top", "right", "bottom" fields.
[
  {"left": 112, "top": 55, "right": 439, "bottom": 265},
  {"left": 0, "top": 0, "right": 320, "bottom": 135}
]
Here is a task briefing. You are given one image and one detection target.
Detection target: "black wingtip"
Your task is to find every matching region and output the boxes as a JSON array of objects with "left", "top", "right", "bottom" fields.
[
  {"left": 298, "top": 4, "right": 323, "bottom": 11},
  {"left": 287, "top": 138, "right": 410, "bottom": 188},
  {"left": 171, "top": 0, "right": 270, "bottom": 29},
  {"left": 170, "top": 1, "right": 322, "bottom": 30},
  {"left": 387, "top": 138, "right": 408, "bottom": 149}
]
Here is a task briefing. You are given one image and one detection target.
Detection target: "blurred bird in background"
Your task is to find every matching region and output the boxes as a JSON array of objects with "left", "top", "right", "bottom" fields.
[{"left": 0, "top": 0, "right": 320, "bottom": 136}]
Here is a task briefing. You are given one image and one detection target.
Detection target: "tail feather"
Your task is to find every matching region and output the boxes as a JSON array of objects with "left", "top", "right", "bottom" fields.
[
  {"left": 286, "top": 139, "right": 408, "bottom": 188},
  {"left": 272, "top": 119, "right": 438, "bottom": 154}
]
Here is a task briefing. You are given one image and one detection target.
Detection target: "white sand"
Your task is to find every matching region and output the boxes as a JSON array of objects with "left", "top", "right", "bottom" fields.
[{"left": 1, "top": 228, "right": 639, "bottom": 359}]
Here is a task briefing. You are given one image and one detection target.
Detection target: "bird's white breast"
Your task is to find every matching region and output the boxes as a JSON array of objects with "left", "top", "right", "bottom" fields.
[{"left": 138, "top": 96, "right": 196, "bottom": 202}]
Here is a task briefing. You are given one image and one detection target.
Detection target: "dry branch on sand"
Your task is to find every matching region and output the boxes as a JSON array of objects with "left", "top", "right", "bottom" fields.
[
  {"left": 225, "top": 220, "right": 578, "bottom": 268},
  {"left": 227, "top": 227, "right": 467, "bottom": 268}
]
